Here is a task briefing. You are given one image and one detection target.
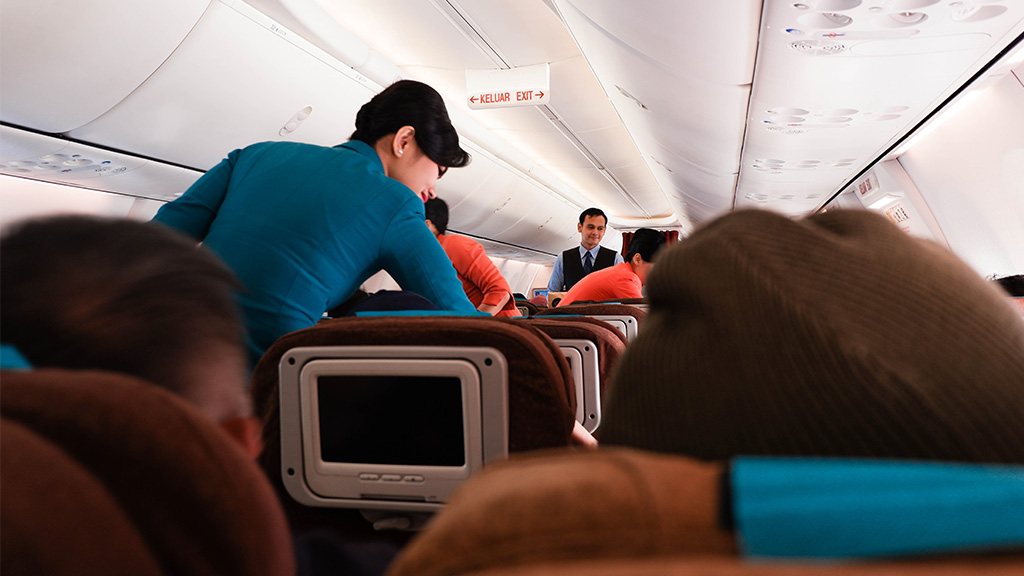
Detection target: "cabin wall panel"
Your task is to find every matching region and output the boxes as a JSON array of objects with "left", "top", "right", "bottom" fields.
[
  {"left": 0, "top": 178, "right": 139, "bottom": 231},
  {"left": 897, "top": 72, "right": 1024, "bottom": 277}
]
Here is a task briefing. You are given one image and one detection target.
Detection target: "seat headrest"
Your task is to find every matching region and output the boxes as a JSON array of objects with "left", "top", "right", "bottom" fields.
[
  {"left": 386, "top": 448, "right": 733, "bottom": 576},
  {"left": 1, "top": 418, "right": 164, "bottom": 576},
  {"left": 0, "top": 369, "right": 295, "bottom": 576}
]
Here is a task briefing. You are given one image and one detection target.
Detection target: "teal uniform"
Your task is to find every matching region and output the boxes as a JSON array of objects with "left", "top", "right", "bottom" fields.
[{"left": 153, "top": 140, "right": 475, "bottom": 364}]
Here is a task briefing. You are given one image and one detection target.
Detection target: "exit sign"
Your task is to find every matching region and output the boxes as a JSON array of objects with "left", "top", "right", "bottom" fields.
[{"left": 466, "top": 63, "right": 550, "bottom": 110}]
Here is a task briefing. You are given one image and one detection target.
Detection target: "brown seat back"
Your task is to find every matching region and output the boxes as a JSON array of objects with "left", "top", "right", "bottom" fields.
[
  {"left": 252, "top": 316, "right": 577, "bottom": 503},
  {"left": 537, "top": 303, "right": 648, "bottom": 337},
  {"left": 521, "top": 316, "right": 627, "bottom": 391},
  {"left": 386, "top": 448, "right": 1024, "bottom": 576},
  {"left": 514, "top": 300, "right": 539, "bottom": 317},
  {"left": 1, "top": 418, "right": 164, "bottom": 576},
  {"left": 0, "top": 369, "right": 295, "bottom": 576},
  {"left": 385, "top": 448, "right": 734, "bottom": 576}
]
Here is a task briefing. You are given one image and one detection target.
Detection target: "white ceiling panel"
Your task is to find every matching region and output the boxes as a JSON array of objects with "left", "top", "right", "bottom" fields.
[
  {"left": 303, "top": 0, "right": 670, "bottom": 221},
  {"left": 68, "top": 1, "right": 377, "bottom": 170},
  {"left": 555, "top": 0, "right": 762, "bottom": 85},
  {"left": 743, "top": 0, "right": 1024, "bottom": 212},
  {"left": 546, "top": 58, "right": 629, "bottom": 132},
  {"left": 555, "top": 2, "right": 753, "bottom": 175},
  {"left": 5, "top": 0, "right": 1022, "bottom": 254},
  {"left": 0, "top": 0, "right": 210, "bottom": 133}
]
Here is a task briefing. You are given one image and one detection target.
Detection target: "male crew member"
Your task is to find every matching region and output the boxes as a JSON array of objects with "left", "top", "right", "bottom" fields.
[
  {"left": 557, "top": 228, "right": 665, "bottom": 307},
  {"left": 547, "top": 207, "right": 623, "bottom": 292}
]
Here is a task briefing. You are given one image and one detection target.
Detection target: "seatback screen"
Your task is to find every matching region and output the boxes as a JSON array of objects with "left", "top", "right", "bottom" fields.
[{"left": 316, "top": 375, "right": 465, "bottom": 467}]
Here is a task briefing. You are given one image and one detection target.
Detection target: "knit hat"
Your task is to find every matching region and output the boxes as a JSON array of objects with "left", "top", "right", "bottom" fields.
[{"left": 598, "top": 209, "right": 1024, "bottom": 463}]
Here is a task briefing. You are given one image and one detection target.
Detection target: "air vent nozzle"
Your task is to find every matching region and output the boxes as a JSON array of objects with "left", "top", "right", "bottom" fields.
[{"left": 790, "top": 39, "right": 848, "bottom": 55}]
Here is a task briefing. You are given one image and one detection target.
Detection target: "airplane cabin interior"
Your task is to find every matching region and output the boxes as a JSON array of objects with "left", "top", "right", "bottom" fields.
[{"left": 2, "top": 1, "right": 1023, "bottom": 575}]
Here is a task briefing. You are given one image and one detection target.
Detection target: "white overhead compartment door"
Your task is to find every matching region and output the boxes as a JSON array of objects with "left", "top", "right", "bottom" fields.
[{"left": 0, "top": 0, "right": 211, "bottom": 133}]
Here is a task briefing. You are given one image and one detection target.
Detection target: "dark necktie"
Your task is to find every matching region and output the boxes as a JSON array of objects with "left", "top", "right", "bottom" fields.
[{"left": 583, "top": 251, "right": 594, "bottom": 274}]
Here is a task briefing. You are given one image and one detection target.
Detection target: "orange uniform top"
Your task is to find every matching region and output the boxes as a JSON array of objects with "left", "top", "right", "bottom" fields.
[
  {"left": 438, "top": 234, "right": 520, "bottom": 317},
  {"left": 557, "top": 262, "right": 640, "bottom": 307}
]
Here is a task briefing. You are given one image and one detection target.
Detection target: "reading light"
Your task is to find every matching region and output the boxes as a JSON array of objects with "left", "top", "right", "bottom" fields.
[
  {"left": 889, "top": 11, "right": 927, "bottom": 24},
  {"left": 822, "top": 12, "right": 854, "bottom": 25},
  {"left": 869, "top": 193, "right": 903, "bottom": 209}
]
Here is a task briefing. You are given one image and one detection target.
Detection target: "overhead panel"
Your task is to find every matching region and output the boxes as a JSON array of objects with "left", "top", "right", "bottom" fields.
[
  {"left": 0, "top": 0, "right": 210, "bottom": 133},
  {"left": 67, "top": 0, "right": 378, "bottom": 171},
  {"left": 306, "top": 0, "right": 670, "bottom": 224},
  {"left": 440, "top": 145, "right": 583, "bottom": 252},
  {"left": 0, "top": 127, "right": 202, "bottom": 201},
  {"left": 737, "top": 0, "right": 1024, "bottom": 215},
  {"left": 552, "top": 0, "right": 763, "bottom": 227}
]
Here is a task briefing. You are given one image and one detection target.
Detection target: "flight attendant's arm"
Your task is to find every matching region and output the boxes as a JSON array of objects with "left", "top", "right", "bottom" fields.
[
  {"left": 613, "top": 251, "right": 625, "bottom": 265},
  {"left": 547, "top": 253, "right": 566, "bottom": 292},
  {"left": 451, "top": 237, "right": 513, "bottom": 315},
  {"left": 151, "top": 149, "right": 240, "bottom": 239},
  {"left": 380, "top": 200, "right": 477, "bottom": 313}
]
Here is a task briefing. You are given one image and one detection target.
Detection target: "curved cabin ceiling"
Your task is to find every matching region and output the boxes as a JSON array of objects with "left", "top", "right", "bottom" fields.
[
  {"left": 249, "top": 0, "right": 1024, "bottom": 233},
  {"left": 2, "top": 0, "right": 1022, "bottom": 248}
]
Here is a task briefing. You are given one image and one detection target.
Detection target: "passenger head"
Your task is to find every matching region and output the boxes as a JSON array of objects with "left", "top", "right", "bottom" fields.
[
  {"left": 599, "top": 209, "right": 1024, "bottom": 463},
  {"left": 994, "top": 274, "right": 1024, "bottom": 297},
  {"left": 625, "top": 228, "right": 667, "bottom": 284},
  {"left": 578, "top": 207, "right": 608, "bottom": 250},
  {"left": 1, "top": 215, "right": 259, "bottom": 455},
  {"left": 351, "top": 80, "right": 470, "bottom": 202},
  {"left": 424, "top": 197, "right": 450, "bottom": 236}
]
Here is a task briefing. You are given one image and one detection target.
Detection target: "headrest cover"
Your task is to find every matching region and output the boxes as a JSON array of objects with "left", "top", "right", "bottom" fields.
[{"left": 599, "top": 209, "right": 1024, "bottom": 462}]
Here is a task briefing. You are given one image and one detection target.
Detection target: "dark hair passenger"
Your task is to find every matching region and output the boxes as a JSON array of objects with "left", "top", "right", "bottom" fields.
[
  {"left": 423, "top": 198, "right": 520, "bottom": 317},
  {"left": 0, "top": 215, "right": 261, "bottom": 456},
  {"left": 557, "top": 227, "right": 666, "bottom": 307},
  {"left": 151, "top": 80, "right": 477, "bottom": 365}
]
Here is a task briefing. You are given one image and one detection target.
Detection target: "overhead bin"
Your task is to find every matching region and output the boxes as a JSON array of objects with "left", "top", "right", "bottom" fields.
[
  {"left": 0, "top": 0, "right": 210, "bottom": 133},
  {"left": 68, "top": 0, "right": 378, "bottom": 171},
  {"left": 0, "top": 0, "right": 598, "bottom": 257}
]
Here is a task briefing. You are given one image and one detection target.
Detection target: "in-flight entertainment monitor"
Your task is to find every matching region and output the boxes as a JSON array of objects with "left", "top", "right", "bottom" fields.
[{"left": 278, "top": 346, "right": 508, "bottom": 512}]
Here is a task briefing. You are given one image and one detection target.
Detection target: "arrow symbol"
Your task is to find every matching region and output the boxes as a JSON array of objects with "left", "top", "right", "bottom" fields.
[
  {"left": 470, "top": 95, "right": 479, "bottom": 103},
  {"left": 536, "top": 91, "right": 545, "bottom": 99}
]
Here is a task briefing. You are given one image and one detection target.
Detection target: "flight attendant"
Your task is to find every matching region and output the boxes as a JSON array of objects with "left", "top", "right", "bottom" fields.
[
  {"left": 547, "top": 207, "right": 624, "bottom": 292},
  {"left": 152, "top": 80, "right": 477, "bottom": 365}
]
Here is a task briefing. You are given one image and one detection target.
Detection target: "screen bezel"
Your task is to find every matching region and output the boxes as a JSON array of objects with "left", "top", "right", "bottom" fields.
[
  {"left": 299, "top": 358, "right": 482, "bottom": 502},
  {"left": 279, "top": 345, "right": 509, "bottom": 512}
]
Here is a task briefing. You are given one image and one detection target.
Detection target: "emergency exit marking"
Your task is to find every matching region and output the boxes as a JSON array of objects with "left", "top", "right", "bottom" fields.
[
  {"left": 466, "top": 63, "right": 550, "bottom": 110},
  {"left": 469, "top": 90, "right": 546, "bottom": 105}
]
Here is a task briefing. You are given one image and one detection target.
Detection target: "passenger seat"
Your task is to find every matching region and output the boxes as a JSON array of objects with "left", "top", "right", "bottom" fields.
[{"left": 0, "top": 368, "right": 295, "bottom": 576}]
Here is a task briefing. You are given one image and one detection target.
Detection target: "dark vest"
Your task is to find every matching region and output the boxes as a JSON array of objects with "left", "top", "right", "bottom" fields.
[{"left": 562, "top": 246, "right": 617, "bottom": 290}]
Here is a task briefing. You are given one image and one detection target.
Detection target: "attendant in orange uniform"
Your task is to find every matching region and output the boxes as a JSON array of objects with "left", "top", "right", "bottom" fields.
[
  {"left": 558, "top": 228, "right": 666, "bottom": 307},
  {"left": 424, "top": 198, "right": 521, "bottom": 317}
]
